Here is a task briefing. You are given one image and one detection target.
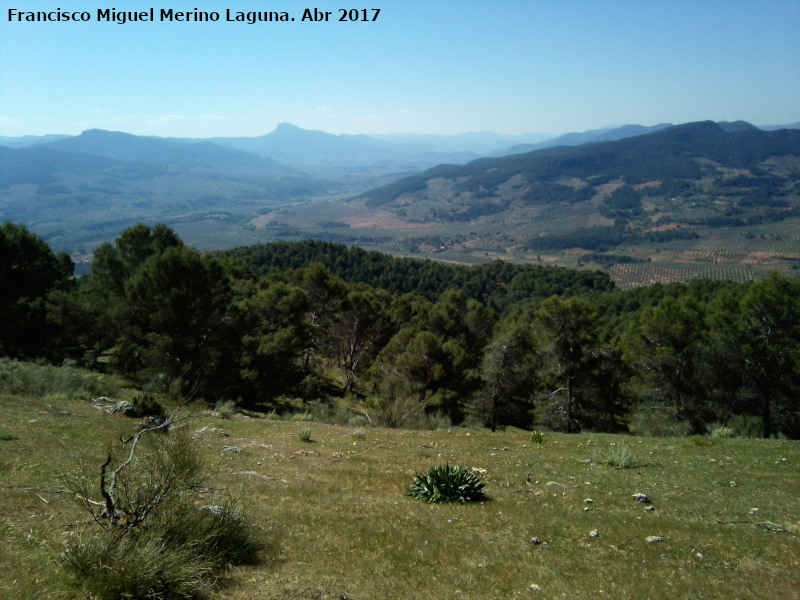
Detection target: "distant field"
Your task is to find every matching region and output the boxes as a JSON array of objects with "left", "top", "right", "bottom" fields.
[{"left": 1, "top": 372, "right": 798, "bottom": 599}]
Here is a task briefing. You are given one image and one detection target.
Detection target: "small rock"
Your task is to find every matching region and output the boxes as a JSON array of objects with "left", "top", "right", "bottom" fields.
[
  {"left": 589, "top": 529, "right": 599, "bottom": 538},
  {"left": 530, "top": 537, "right": 542, "bottom": 545},
  {"left": 195, "top": 426, "right": 229, "bottom": 437},
  {"left": 644, "top": 506, "right": 655, "bottom": 512},
  {"left": 730, "top": 481, "right": 737, "bottom": 487},
  {"left": 223, "top": 446, "right": 242, "bottom": 453},
  {"left": 110, "top": 401, "right": 136, "bottom": 416},
  {"left": 632, "top": 493, "right": 650, "bottom": 503},
  {"left": 584, "top": 498, "right": 594, "bottom": 504},
  {"left": 530, "top": 584, "right": 541, "bottom": 592},
  {"left": 748, "top": 508, "right": 759, "bottom": 515},
  {"left": 646, "top": 536, "right": 664, "bottom": 544},
  {"left": 695, "top": 552, "right": 705, "bottom": 559},
  {"left": 201, "top": 505, "right": 226, "bottom": 517},
  {"left": 584, "top": 507, "right": 591, "bottom": 512}
]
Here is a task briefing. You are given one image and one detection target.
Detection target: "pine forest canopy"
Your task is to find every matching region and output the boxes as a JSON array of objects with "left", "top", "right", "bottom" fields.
[{"left": 2, "top": 221, "right": 799, "bottom": 439}]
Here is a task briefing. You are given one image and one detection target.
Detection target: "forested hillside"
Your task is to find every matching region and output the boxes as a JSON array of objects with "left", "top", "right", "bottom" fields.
[
  {"left": 3, "top": 221, "right": 800, "bottom": 438},
  {"left": 220, "top": 239, "right": 613, "bottom": 307},
  {"left": 351, "top": 121, "right": 800, "bottom": 284}
]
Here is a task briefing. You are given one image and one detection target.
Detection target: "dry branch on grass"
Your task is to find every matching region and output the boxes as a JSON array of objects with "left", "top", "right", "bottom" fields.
[
  {"left": 66, "top": 411, "right": 193, "bottom": 530},
  {"left": 716, "top": 519, "right": 798, "bottom": 535}
]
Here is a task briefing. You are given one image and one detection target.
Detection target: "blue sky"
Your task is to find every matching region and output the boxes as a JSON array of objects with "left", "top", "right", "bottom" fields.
[{"left": 1, "top": 0, "right": 798, "bottom": 137}]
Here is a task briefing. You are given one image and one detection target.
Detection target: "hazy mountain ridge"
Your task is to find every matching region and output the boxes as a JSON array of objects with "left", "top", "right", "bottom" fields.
[
  {"left": 361, "top": 121, "right": 800, "bottom": 209},
  {"left": 0, "top": 134, "right": 72, "bottom": 148},
  {"left": 2, "top": 119, "right": 800, "bottom": 287},
  {"left": 3, "top": 119, "right": 798, "bottom": 168},
  {"left": 0, "top": 129, "right": 346, "bottom": 253},
  {"left": 44, "top": 129, "right": 276, "bottom": 169},
  {"left": 349, "top": 121, "right": 800, "bottom": 285},
  {"left": 497, "top": 123, "right": 675, "bottom": 155}
]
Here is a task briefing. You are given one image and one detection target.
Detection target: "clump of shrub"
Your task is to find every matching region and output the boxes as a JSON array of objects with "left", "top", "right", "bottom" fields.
[
  {"left": 709, "top": 423, "right": 736, "bottom": 439},
  {"left": 131, "top": 394, "right": 165, "bottom": 418},
  {"left": 58, "top": 422, "right": 263, "bottom": 599},
  {"left": 298, "top": 426, "right": 313, "bottom": 442},
  {"left": 409, "top": 464, "right": 486, "bottom": 503},
  {"left": 605, "top": 443, "right": 635, "bottom": 468},
  {"left": 0, "top": 358, "right": 118, "bottom": 400},
  {"left": 288, "top": 411, "right": 314, "bottom": 423},
  {"left": 214, "top": 399, "right": 239, "bottom": 420},
  {"left": 530, "top": 430, "right": 544, "bottom": 444},
  {"left": 59, "top": 499, "right": 261, "bottom": 600}
]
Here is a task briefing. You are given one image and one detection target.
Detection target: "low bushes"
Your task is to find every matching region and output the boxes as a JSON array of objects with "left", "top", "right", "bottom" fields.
[{"left": 58, "top": 422, "right": 263, "bottom": 599}]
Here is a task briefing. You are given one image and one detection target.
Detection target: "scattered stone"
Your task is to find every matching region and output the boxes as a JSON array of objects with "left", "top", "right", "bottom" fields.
[
  {"left": 646, "top": 536, "right": 664, "bottom": 544},
  {"left": 584, "top": 507, "right": 591, "bottom": 512},
  {"left": 201, "top": 505, "right": 226, "bottom": 517},
  {"left": 109, "top": 400, "right": 136, "bottom": 416},
  {"left": 589, "top": 529, "right": 599, "bottom": 538},
  {"left": 632, "top": 493, "right": 650, "bottom": 503},
  {"left": 546, "top": 481, "right": 571, "bottom": 489},
  {"left": 730, "top": 481, "right": 738, "bottom": 487},
  {"left": 695, "top": 552, "right": 705, "bottom": 560},
  {"left": 230, "top": 470, "right": 271, "bottom": 479},
  {"left": 530, "top": 537, "right": 542, "bottom": 546},
  {"left": 292, "top": 449, "right": 316, "bottom": 456},
  {"left": 748, "top": 508, "right": 759, "bottom": 515},
  {"left": 530, "top": 584, "right": 541, "bottom": 592},
  {"left": 93, "top": 396, "right": 112, "bottom": 404},
  {"left": 584, "top": 498, "right": 594, "bottom": 504},
  {"left": 194, "top": 426, "right": 229, "bottom": 437},
  {"left": 644, "top": 506, "right": 655, "bottom": 512},
  {"left": 223, "top": 446, "right": 242, "bottom": 453}
]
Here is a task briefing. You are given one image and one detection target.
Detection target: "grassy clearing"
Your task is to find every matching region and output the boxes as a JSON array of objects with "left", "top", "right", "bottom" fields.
[{"left": 1, "top": 368, "right": 799, "bottom": 599}]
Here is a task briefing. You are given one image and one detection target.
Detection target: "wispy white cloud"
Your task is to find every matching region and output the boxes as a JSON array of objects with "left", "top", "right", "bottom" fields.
[{"left": 198, "top": 114, "right": 229, "bottom": 122}]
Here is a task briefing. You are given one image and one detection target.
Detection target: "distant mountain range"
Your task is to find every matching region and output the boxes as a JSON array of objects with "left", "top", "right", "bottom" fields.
[
  {"left": 2, "top": 120, "right": 800, "bottom": 287},
  {"left": 350, "top": 120, "right": 800, "bottom": 285},
  {"left": 361, "top": 120, "right": 800, "bottom": 209},
  {"left": 2, "top": 119, "right": 798, "bottom": 167}
]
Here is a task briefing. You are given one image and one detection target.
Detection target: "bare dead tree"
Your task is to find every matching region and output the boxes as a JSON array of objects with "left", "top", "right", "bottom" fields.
[{"left": 67, "top": 412, "right": 198, "bottom": 531}]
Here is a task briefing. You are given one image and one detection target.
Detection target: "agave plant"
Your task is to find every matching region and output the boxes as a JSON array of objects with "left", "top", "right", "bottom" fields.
[{"left": 409, "top": 464, "right": 486, "bottom": 503}]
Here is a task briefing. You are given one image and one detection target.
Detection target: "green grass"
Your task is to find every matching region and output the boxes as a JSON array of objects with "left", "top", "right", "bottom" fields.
[{"left": 1, "top": 363, "right": 799, "bottom": 599}]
